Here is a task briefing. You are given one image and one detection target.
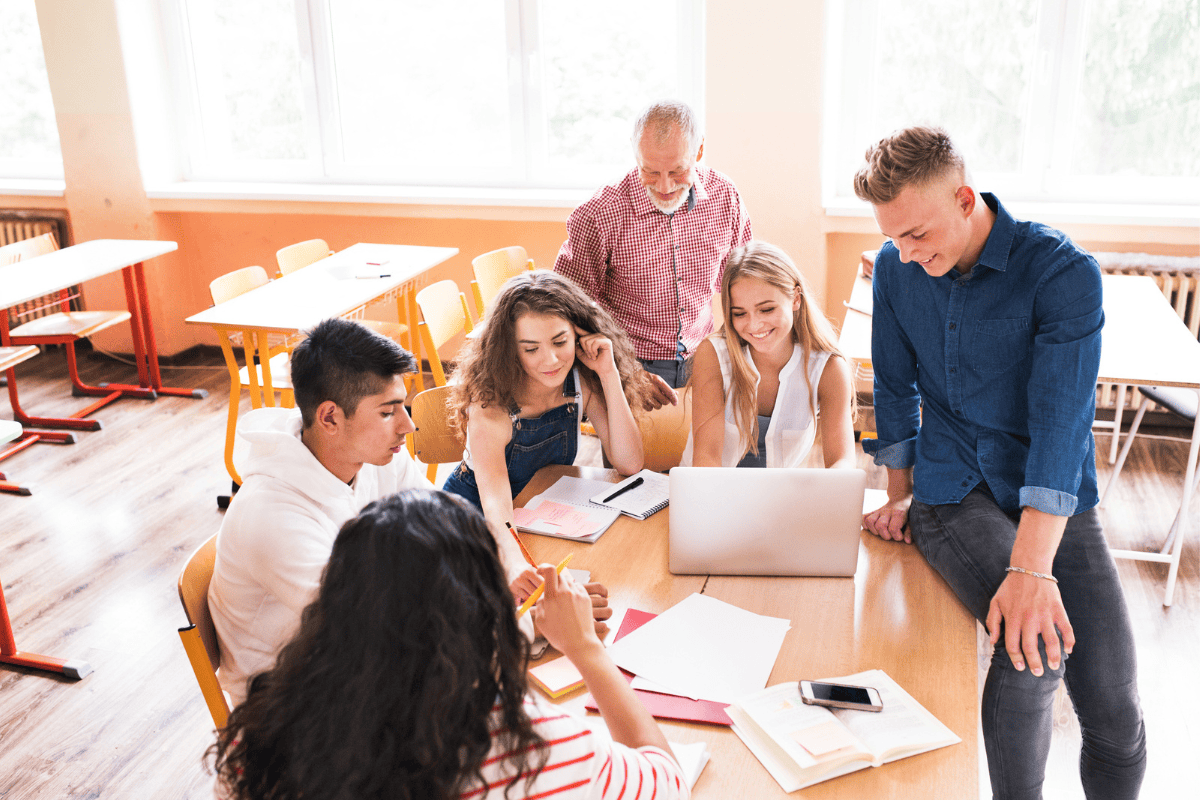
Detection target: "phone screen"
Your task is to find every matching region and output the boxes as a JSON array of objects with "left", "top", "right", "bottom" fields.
[{"left": 810, "top": 682, "right": 873, "bottom": 705}]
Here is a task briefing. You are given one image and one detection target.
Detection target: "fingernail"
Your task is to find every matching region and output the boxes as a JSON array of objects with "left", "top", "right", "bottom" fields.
[
  {"left": 1014, "top": 661, "right": 1024, "bottom": 671},
  {"left": 1032, "top": 666, "right": 1042, "bottom": 676},
  {"left": 1048, "top": 661, "right": 1059, "bottom": 670}
]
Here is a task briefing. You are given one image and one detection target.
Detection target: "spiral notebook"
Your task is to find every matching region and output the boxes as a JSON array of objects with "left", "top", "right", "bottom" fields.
[{"left": 589, "top": 469, "right": 671, "bottom": 520}]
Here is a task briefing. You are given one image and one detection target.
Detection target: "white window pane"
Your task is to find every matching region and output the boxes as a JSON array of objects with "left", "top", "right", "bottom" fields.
[
  {"left": 867, "top": 0, "right": 1038, "bottom": 174},
  {"left": 327, "top": 0, "right": 512, "bottom": 172},
  {"left": 206, "top": 0, "right": 307, "bottom": 160},
  {"left": 1072, "top": 0, "right": 1200, "bottom": 178},
  {"left": 0, "top": 0, "right": 62, "bottom": 175},
  {"left": 540, "top": 0, "right": 683, "bottom": 173}
]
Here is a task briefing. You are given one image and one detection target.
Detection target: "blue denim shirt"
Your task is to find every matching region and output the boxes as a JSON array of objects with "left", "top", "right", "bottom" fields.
[{"left": 862, "top": 193, "right": 1103, "bottom": 516}]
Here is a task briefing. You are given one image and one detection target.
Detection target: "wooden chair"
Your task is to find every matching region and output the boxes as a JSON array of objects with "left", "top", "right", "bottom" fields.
[
  {"left": 410, "top": 385, "right": 464, "bottom": 483},
  {"left": 640, "top": 386, "right": 693, "bottom": 473},
  {"left": 275, "top": 238, "right": 409, "bottom": 343},
  {"left": 414, "top": 279, "right": 474, "bottom": 387},
  {"left": 1, "top": 233, "right": 137, "bottom": 408},
  {"left": 471, "top": 246, "right": 534, "bottom": 318},
  {"left": 0, "top": 345, "right": 42, "bottom": 496},
  {"left": 209, "top": 266, "right": 294, "bottom": 490},
  {"left": 177, "top": 535, "right": 231, "bottom": 729}
]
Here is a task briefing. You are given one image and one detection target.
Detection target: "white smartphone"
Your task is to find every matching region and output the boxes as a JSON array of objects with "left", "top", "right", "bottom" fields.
[{"left": 799, "top": 680, "right": 884, "bottom": 712}]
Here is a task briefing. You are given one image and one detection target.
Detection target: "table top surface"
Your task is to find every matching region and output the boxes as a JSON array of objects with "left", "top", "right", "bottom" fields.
[
  {"left": 185, "top": 243, "right": 458, "bottom": 333},
  {"left": 519, "top": 465, "right": 979, "bottom": 799},
  {"left": 0, "top": 239, "right": 178, "bottom": 309},
  {"left": 839, "top": 272, "right": 1200, "bottom": 390}
]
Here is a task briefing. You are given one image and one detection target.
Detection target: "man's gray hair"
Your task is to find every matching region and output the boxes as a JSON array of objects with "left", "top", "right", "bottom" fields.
[{"left": 631, "top": 100, "right": 701, "bottom": 152}]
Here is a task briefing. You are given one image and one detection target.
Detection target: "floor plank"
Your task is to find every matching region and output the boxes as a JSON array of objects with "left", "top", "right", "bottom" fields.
[{"left": 1, "top": 348, "right": 1196, "bottom": 798}]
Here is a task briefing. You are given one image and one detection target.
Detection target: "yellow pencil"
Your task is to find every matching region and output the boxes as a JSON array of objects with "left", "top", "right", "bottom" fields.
[{"left": 516, "top": 553, "right": 573, "bottom": 618}]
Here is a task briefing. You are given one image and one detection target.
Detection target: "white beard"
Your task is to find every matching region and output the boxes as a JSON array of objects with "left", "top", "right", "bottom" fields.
[{"left": 646, "top": 186, "right": 690, "bottom": 214}]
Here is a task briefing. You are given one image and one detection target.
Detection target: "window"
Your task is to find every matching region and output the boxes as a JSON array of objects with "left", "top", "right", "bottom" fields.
[
  {"left": 0, "top": 0, "right": 63, "bottom": 179},
  {"left": 163, "top": 0, "right": 703, "bottom": 190},
  {"left": 824, "top": 0, "right": 1200, "bottom": 208}
]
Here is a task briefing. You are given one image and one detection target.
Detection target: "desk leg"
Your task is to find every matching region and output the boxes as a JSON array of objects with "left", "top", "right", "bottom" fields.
[
  {"left": 405, "top": 289, "right": 426, "bottom": 394},
  {"left": 115, "top": 262, "right": 209, "bottom": 400},
  {"left": 1163, "top": 394, "right": 1200, "bottom": 607},
  {"left": 0, "top": 579, "right": 92, "bottom": 679}
]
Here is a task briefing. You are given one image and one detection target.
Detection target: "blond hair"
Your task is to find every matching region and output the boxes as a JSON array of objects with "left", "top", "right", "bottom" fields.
[
  {"left": 853, "top": 125, "right": 965, "bottom": 205},
  {"left": 713, "top": 242, "right": 850, "bottom": 460}
]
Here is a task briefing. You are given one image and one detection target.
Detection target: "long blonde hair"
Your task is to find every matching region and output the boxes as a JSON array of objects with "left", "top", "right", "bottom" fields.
[{"left": 715, "top": 241, "right": 848, "bottom": 459}]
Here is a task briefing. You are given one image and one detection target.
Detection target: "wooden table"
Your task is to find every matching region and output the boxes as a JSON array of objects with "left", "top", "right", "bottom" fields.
[
  {"left": 838, "top": 272, "right": 1200, "bottom": 606},
  {"left": 518, "top": 465, "right": 979, "bottom": 799},
  {"left": 0, "top": 239, "right": 207, "bottom": 432},
  {"left": 185, "top": 243, "right": 458, "bottom": 485}
]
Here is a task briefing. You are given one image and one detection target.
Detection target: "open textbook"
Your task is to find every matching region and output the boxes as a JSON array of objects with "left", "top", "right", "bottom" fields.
[{"left": 725, "top": 669, "right": 960, "bottom": 792}]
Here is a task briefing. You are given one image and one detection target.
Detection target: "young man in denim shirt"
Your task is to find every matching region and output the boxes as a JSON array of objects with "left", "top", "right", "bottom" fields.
[{"left": 856, "top": 127, "right": 1146, "bottom": 800}]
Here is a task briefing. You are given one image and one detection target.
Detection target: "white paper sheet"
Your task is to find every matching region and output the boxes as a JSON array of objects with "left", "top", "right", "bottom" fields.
[{"left": 605, "top": 593, "right": 791, "bottom": 704}]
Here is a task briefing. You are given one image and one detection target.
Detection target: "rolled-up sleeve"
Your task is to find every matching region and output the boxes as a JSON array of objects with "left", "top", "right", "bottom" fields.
[
  {"left": 1019, "top": 257, "right": 1103, "bottom": 515},
  {"left": 863, "top": 256, "right": 921, "bottom": 469}
]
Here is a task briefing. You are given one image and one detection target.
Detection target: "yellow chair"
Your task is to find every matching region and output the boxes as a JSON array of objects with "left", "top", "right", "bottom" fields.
[
  {"left": 415, "top": 279, "right": 474, "bottom": 388},
  {"left": 276, "top": 238, "right": 409, "bottom": 344},
  {"left": 471, "top": 246, "right": 534, "bottom": 318},
  {"left": 209, "top": 266, "right": 294, "bottom": 490},
  {"left": 410, "top": 385, "right": 464, "bottom": 483},
  {"left": 640, "top": 386, "right": 693, "bottom": 473},
  {"left": 177, "top": 535, "right": 231, "bottom": 729},
  {"left": 1, "top": 233, "right": 137, "bottom": 405}
]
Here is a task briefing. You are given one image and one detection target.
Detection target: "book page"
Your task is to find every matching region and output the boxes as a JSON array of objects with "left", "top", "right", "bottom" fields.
[
  {"left": 825, "top": 669, "right": 961, "bottom": 762},
  {"left": 737, "top": 683, "right": 871, "bottom": 770},
  {"left": 536, "top": 476, "right": 617, "bottom": 508}
]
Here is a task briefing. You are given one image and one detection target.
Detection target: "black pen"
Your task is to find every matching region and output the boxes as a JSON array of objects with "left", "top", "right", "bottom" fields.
[{"left": 601, "top": 476, "right": 643, "bottom": 504}]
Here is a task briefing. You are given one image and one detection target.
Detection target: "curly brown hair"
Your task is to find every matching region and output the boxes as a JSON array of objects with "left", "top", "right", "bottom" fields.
[{"left": 450, "top": 270, "right": 651, "bottom": 434}]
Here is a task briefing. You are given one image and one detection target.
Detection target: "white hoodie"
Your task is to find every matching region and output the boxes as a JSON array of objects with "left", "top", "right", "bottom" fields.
[{"left": 208, "top": 407, "right": 430, "bottom": 706}]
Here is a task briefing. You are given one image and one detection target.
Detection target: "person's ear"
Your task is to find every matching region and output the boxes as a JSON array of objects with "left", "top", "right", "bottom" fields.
[
  {"left": 314, "top": 400, "right": 342, "bottom": 435},
  {"left": 694, "top": 137, "right": 705, "bottom": 163},
  {"left": 792, "top": 285, "right": 803, "bottom": 312},
  {"left": 955, "top": 185, "right": 976, "bottom": 217}
]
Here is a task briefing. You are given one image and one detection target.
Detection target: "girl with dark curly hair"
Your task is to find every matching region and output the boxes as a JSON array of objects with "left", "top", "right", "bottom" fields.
[
  {"left": 442, "top": 270, "right": 652, "bottom": 554},
  {"left": 211, "top": 490, "right": 687, "bottom": 800}
]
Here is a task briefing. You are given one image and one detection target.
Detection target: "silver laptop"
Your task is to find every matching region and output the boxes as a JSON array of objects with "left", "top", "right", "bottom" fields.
[{"left": 668, "top": 467, "right": 867, "bottom": 576}]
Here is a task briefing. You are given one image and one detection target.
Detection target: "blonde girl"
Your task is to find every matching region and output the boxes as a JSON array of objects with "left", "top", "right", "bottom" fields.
[{"left": 682, "top": 241, "right": 855, "bottom": 469}]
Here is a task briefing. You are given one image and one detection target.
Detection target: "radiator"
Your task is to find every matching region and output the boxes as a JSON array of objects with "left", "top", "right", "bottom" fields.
[
  {"left": 1094, "top": 252, "right": 1200, "bottom": 415},
  {"left": 1, "top": 212, "right": 74, "bottom": 329}
]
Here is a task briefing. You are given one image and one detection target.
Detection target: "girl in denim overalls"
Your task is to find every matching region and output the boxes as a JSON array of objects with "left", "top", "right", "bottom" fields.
[{"left": 444, "top": 271, "right": 652, "bottom": 577}]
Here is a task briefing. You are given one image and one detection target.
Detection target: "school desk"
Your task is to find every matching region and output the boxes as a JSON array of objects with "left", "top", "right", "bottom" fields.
[
  {"left": 518, "top": 465, "right": 979, "bottom": 799},
  {"left": 185, "top": 243, "right": 458, "bottom": 486},
  {"left": 0, "top": 239, "right": 206, "bottom": 432},
  {"left": 839, "top": 272, "right": 1200, "bottom": 606}
]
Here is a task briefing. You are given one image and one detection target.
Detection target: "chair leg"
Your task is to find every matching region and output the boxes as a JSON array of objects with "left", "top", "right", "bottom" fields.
[
  {"left": 1108, "top": 384, "right": 1128, "bottom": 464},
  {"left": 1100, "top": 397, "right": 1150, "bottom": 509}
]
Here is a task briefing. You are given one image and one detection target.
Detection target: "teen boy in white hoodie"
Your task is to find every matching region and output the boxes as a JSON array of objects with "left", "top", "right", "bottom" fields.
[{"left": 208, "top": 318, "right": 432, "bottom": 706}]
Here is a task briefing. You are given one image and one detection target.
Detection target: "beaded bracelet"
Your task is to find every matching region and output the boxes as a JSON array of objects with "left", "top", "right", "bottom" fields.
[{"left": 1005, "top": 566, "right": 1058, "bottom": 584}]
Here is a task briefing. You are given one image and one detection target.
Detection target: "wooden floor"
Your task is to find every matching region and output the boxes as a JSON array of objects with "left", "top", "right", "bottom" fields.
[{"left": 1, "top": 348, "right": 1195, "bottom": 798}]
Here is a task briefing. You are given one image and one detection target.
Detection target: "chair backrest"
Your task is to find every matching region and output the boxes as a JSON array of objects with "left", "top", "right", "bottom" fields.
[
  {"left": 210, "top": 265, "right": 270, "bottom": 305},
  {"left": 411, "top": 386, "right": 464, "bottom": 466},
  {"left": 471, "top": 246, "right": 534, "bottom": 315},
  {"left": 276, "top": 239, "right": 333, "bottom": 277},
  {"left": 0, "top": 232, "right": 59, "bottom": 265},
  {"left": 416, "top": 279, "right": 474, "bottom": 351},
  {"left": 640, "top": 386, "right": 693, "bottom": 473},
  {"left": 177, "top": 534, "right": 230, "bottom": 728}
]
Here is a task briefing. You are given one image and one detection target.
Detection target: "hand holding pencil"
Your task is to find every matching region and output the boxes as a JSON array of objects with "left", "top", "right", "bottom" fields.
[{"left": 529, "top": 557, "right": 604, "bottom": 658}]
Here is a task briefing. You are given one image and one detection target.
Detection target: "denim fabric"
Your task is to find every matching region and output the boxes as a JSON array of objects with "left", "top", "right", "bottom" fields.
[
  {"left": 734, "top": 414, "right": 771, "bottom": 468},
  {"left": 442, "top": 375, "right": 580, "bottom": 509},
  {"left": 639, "top": 357, "right": 692, "bottom": 390},
  {"left": 910, "top": 486, "right": 1146, "bottom": 800},
  {"left": 862, "top": 194, "right": 1103, "bottom": 516}
]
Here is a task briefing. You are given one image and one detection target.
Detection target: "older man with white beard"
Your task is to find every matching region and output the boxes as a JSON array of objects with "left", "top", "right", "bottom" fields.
[{"left": 554, "top": 100, "right": 752, "bottom": 406}]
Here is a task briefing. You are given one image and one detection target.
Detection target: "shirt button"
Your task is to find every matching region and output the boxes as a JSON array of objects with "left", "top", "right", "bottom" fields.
[
  {"left": 949, "top": 367, "right": 957, "bottom": 373},
  {"left": 954, "top": 409, "right": 962, "bottom": 415},
  {"left": 948, "top": 322, "right": 957, "bottom": 331},
  {"left": 962, "top": 480, "right": 970, "bottom": 487}
]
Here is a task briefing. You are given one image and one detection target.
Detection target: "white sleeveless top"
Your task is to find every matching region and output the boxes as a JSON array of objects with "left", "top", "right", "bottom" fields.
[{"left": 681, "top": 337, "right": 832, "bottom": 468}]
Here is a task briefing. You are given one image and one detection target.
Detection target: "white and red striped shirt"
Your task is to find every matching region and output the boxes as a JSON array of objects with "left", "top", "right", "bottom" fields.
[
  {"left": 554, "top": 166, "right": 752, "bottom": 361},
  {"left": 460, "top": 696, "right": 689, "bottom": 800}
]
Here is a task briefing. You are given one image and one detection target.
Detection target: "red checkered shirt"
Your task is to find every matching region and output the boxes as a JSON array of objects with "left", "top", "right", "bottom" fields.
[{"left": 553, "top": 165, "right": 752, "bottom": 361}]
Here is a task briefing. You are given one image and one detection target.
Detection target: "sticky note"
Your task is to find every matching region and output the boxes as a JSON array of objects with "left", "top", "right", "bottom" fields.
[
  {"left": 789, "top": 719, "right": 860, "bottom": 757},
  {"left": 529, "top": 656, "right": 585, "bottom": 698}
]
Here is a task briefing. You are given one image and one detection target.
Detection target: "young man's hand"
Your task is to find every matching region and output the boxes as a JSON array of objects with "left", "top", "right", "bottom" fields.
[
  {"left": 987, "top": 571, "right": 1075, "bottom": 677},
  {"left": 862, "top": 495, "right": 912, "bottom": 543}
]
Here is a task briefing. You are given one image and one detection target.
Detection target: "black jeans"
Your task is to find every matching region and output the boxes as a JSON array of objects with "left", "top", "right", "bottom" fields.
[
  {"left": 909, "top": 486, "right": 1147, "bottom": 800},
  {"left": 639, "top": 357, "right": 691, "bottom": 389}
]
